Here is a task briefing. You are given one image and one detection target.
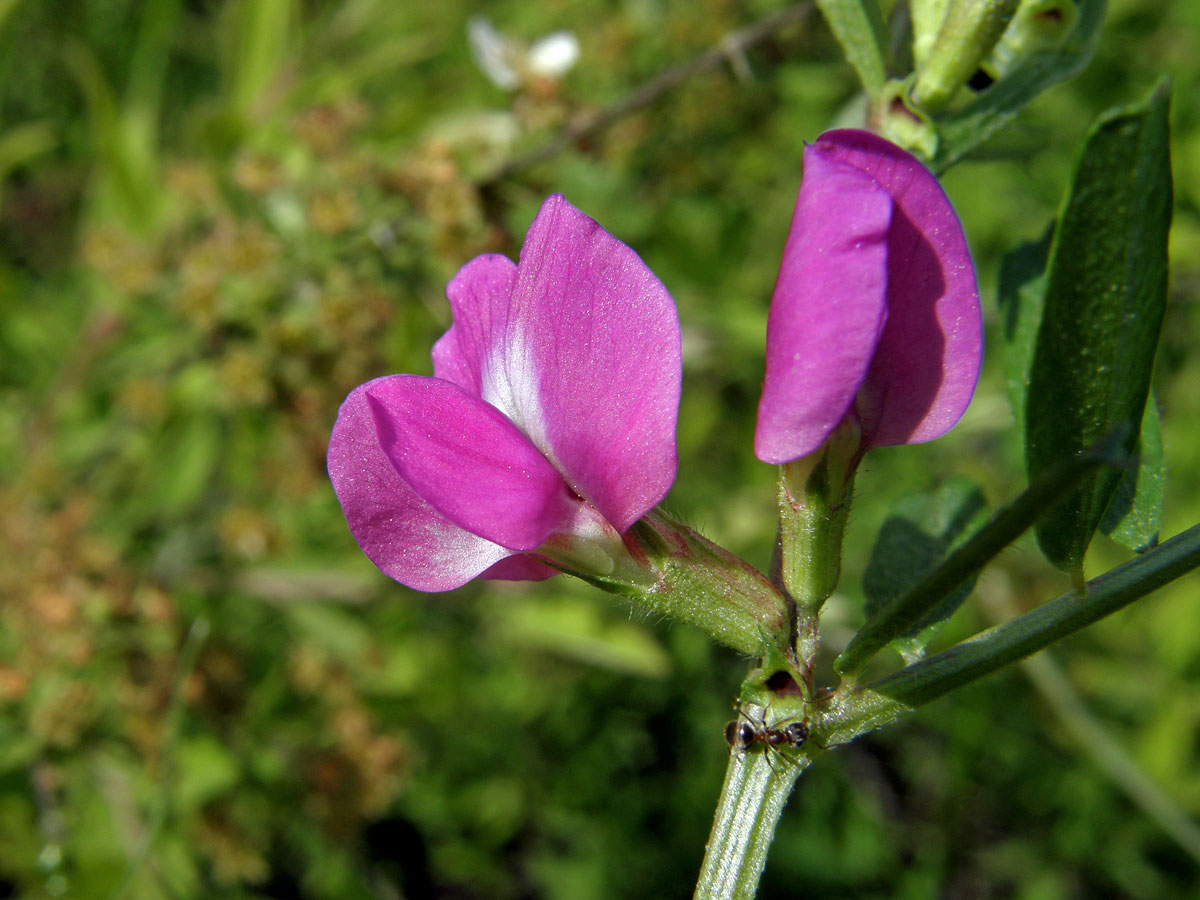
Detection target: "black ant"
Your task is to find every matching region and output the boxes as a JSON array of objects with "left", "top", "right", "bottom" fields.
[
  {"left": 724, "top": 712, "right": 808, "bottom": 752},
  {"left": 724, "top": 703, "right": 815, "bottom": 769}
]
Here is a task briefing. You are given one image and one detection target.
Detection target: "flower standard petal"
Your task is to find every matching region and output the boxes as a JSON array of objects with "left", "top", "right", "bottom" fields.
[
  {"left": 754, "top": 150, "right": 894, "bottom": 465},
  {"left": 364, "top": 374, "right": 581, "bottom": 552},
  {"left": 328, "top": 380, "right": 515, "bottom": 592},
  {"left": 814, "top": 129, "right": 982, "bottom": 449},
  {"left": 499, "top": 194, "right": 682, "bottom": 532}
]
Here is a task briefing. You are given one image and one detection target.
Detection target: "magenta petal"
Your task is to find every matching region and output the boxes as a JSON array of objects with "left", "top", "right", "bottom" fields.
[
  {"left": 364, "top": 374, "right": 580, "bottom": 552},
  {"left": 328, "top": 381, "right": 515, "bottom": 591},
  {"left": 498, "top": 194, "right": 682, "bottom": 532},
  {"left": 432, "top": 254, "right": 518, "bottom": 395},
  {"left": 814, "top": 130, "right": 982, "bottom": 448},
  {"left": 754, "top": 149, "right": 894, "bottom": 464}
]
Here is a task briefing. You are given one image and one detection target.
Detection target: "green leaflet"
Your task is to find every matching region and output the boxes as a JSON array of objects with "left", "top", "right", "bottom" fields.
[
  {"left": 1000, "top": 244, "right": 1164, "bottom": 559},
  {"left": 862, "top": 478, "right": 988, "bottom": 662},
  {"left": 1100, "top": 396, "right": 1165, "bottom": 552},
  {"left": 813, "top": 0, "right": 889, "bottom": 94},
  {"left": 1026, "top": 81, "right": 1172, "bottom": 574},
  {"left": 835, "top": 442, "right": 1114, "bottom": 677},
  {"left": 996, "top": 225, "right": 1052, "bottom": 433}
]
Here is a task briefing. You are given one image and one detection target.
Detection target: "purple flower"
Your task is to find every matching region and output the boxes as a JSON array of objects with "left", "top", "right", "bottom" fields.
[
  {"left": 328, "top": 195, "right": 681, "bottom": 592},
  {"left": 755, "top": 129, "right": 982, "bottom": 465}
]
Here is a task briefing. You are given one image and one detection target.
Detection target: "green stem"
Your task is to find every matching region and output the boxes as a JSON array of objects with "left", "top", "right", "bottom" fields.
[
  {"left": 774, "top": 437, "right": 856, "bottom": 680},
  {"left": 692, "top": 683, "right": 913, "bottom": 898},
  {"left": 836, "top": 441, "right": 1115, "bottom": 677},
  {"left": 692, "top": 522, "right": 1200, "bottom": 900},
  {"left": 865, "top": 522, "right": 1200, "bottom": 707},
  {"left": 693, "top": 746, "right": 810, "bottom": 900}
]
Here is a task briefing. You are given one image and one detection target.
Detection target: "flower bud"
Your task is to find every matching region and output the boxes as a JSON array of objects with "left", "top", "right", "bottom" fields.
[
  {"left": 981, "top": 0, "right": 1079, "bottom": 81},
  {"left": 913, "top": 0, "right": 1021, "bottom": 110}
]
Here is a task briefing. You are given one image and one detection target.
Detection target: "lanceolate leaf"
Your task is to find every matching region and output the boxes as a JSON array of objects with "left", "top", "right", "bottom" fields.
[
  {"left": 1027, "top": 81, "right": 1172, "bottom": 574},
  {"left": 813, "top": 0, "right": 889, "bottom": 94},
  {"left": 998, "top": 231, "right": 1165, "bottom": 558}
]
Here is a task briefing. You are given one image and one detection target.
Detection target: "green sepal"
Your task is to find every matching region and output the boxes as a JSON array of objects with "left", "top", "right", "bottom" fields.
[
  {"left": 775, "top": 419, "right": 858, "bottom": 615},
  {"left": 604, "top": 509, "right": 792, "bottom": 659},
  {"left": 877, "top": 77, "right": 939, "bottom": 161}
]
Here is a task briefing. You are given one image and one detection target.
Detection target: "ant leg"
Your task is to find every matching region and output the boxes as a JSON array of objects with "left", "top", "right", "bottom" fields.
[{"left": 763, "top": 747, "right": 778, "bottom": 774}]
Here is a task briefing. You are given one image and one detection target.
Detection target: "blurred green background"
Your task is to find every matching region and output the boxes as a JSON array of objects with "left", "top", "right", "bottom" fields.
[{"left": 2, "top": 0, "right": 1199, "bottom": 897}]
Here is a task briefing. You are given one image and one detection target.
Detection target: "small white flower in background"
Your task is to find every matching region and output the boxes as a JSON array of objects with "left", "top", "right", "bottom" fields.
[
  {"left": 468, "top": 16, "right": 580, "bottom": 91},
  {"left": 524, "top": 31, "right": 580, "bottom": 78}
]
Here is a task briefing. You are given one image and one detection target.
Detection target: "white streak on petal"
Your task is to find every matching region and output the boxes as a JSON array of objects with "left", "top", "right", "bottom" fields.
[{"left": 480, "top": 324, "right": 549, "bottom": 458}]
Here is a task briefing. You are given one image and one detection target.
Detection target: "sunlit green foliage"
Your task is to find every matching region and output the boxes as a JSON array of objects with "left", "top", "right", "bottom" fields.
[{"left": 1, "top": 0, "right": 1199, "bottom": 897}]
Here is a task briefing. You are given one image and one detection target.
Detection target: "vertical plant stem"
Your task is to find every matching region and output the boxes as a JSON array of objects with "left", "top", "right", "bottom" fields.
[{"left": 694, "top": 748, "right": 810, "bottom": 900}]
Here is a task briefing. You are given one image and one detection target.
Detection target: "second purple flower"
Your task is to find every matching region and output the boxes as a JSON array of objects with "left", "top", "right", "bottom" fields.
[{"left": 755, "top": 129, "right": 983, "bottom": 465}]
